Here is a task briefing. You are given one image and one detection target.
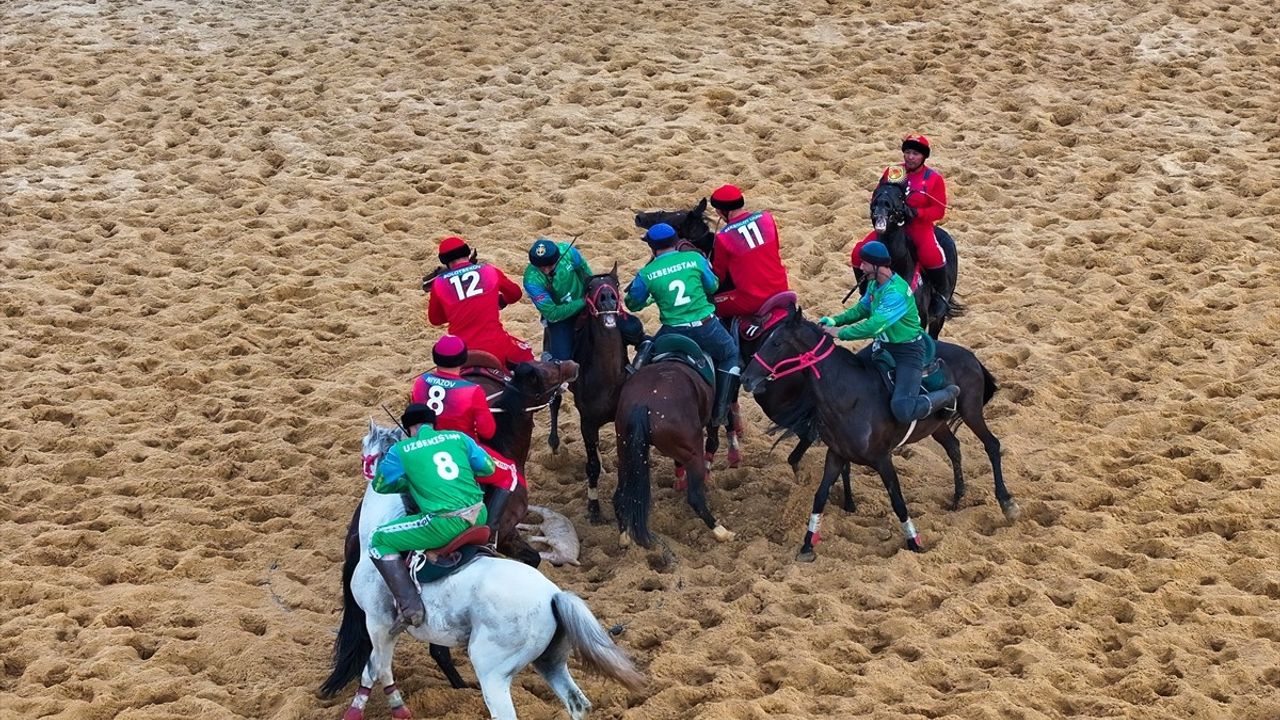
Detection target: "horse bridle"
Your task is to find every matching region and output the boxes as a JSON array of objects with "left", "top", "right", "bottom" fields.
[
  {"left": 750, "top": 330, "right": 836, "bottom": 381},
  {"left": 585, "top": 280, "right": 625, "bottom": 320},
  {"left": 488, "top": 360, "right": 577, "bottom": 413}
]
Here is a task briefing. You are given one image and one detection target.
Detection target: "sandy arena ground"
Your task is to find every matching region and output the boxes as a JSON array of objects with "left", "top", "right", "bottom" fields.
[{"left": 3, "top": 1, "right": 1279, "bottom": 718}]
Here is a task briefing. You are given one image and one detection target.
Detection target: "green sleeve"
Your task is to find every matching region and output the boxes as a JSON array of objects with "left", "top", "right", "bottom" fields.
[{"left": 831, "top": 299, "right": 870, "bottom": 327}]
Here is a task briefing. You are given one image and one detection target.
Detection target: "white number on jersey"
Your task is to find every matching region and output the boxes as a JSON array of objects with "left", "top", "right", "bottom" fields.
[
  {"left": 447, "top": 270, "right": 482, "bottom": 299},
  {"left": 425, "top": 385, "right": 447, "bottom": 414},
  {"left": 669, "top": 279, "right": 691, "bottom": 306},
  {"left": 432, "top": 451, "right": 460, "bottom": 480},
  {"left": 736, "top": 220, "right": 765, "bottom": 249}
]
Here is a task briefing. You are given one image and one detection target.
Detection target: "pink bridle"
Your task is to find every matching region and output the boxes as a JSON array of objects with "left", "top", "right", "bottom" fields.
[
  {"left": 750, "top": 333, "right": 836, "bottom": 381},
  {"left": 585, "top": 281, "right": 627, "bottom": 319}
]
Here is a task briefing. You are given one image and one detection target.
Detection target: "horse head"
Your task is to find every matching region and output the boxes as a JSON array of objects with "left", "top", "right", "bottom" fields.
[
  {"left": 509, "top": 359, "right": 580, "bottom": 409},
  {"left": 585, "top": 266, "right": 623, "bottom": 330},
  {"left": 361, "top": 418, "right": 405, "bottom": 480},
  {"left": 634, "top": 198, "right": 715, "bottom": 256},
  {"left": 870, "top": 181, "right": 910, "bottom": 235},
  {"left": 741, "top": 308, "right": 828, "bottom": 394}
]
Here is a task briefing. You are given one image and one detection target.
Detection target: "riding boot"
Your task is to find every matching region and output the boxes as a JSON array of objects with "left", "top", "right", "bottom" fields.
[
  {"left": 485, "top": 488, "right": 512, "bottom": 536},
  {"left": 923, "top": 266, "right": 951, "bottom": 318},
  {"left": 372, "top": 555, "right": 425, "bottom": 634},
  {"left": 627, "top": 339, "right": 653, "bottom": 374},
  {"left": 916, "top": 384, "right": 961, "bottom": 419},
  {"left": 711, "top": 370, "right": 738, "bottom": 427}
]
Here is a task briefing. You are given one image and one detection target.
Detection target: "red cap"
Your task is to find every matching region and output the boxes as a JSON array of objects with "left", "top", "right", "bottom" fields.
[
  {"left": 901, "top": 134, "right": 931, "bottom": 157},
  {"left": 438, "top": 236, "right": 468, "bottom": 256},
  {"left": 710, "top": 184, "right": 743, "bottom": 204},
  {"left": 434, "top": 334, "right": 466, "bottom": 356}
]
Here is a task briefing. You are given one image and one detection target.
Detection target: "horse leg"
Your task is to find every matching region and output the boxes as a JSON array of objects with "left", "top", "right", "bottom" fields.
[
  {"left": 797, "top": 450, "right": 845, "bottom": 562},
  {"left": 683, "top": 453, "right": 733, "bottom": 542},
  {"left": 548, "top": 393, "right": 562, "bottom": 454},
  {"left": 583, "top": 421, "right": 605, "bottom": 525},
  {"left": 704, "top": 420, "right": 720, "bottom": 465},
  {"left": 932, "top": 426, "right": 966, "bottom": 510},
  {"left": 673, "top": 461, "right": 687, "bottom": 492},
  {"left": 429, "top": 643, "right": 470, "bottom": 690},
  {"left": 497, "top": 485, "right": 542, "bottom": 568},
  {"left": 872, "top": 454, "right": 923, "bottom": 552},
  {"left": 532, "top": 632, "right": 592, "bottom": 720},
  {"left": 787, "top": 437, "right": 812, "bottom": 476},
  {"left": 469, "top": 628, "right": 533, "bottom": 720},
  {"left": 726, "top": 400, "right": 742, "bottom": 468},
  {"left": 840, "top": 463, "right": 855, "bottom": 513},
  {"left": 346, "top": 620, "right": 398, "bottom": 720},
  {"left": 962, "top": 404, "right": 1019, "bottom": 521}
]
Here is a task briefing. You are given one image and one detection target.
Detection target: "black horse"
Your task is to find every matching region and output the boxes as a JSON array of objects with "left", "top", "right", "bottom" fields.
[
  {"left": 867, "top": 181, "right": 963, "bottom": 339},
  {"left": 741, "top": 309, "right": 1018, "bottom": 561},
  {"left": 634, "top": 197, "right": 716, "bottom": 258}
]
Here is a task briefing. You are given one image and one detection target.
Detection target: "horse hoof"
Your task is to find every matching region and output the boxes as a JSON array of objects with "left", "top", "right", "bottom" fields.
[
  {"left": 588, "top": 511, "right": 605, "bottom": 526},
  {"left": 727, "top": 448, "right": 742, "bottom": 468},
  {"left": 712, "top": 525, "right": 735, "bottom": 542},
  {"left": 1001, "top": 499, "right": 1021, "bottom": 522},
  {"left": 344, "top": 708, "right": 366, "bottom": 720},
  {"left": 619, "top": 532, "right": 631, "bottom": 548},
  {"left": 796, "top": 549, "right": 817, "bottom": 563},
  {"left": 673, "top": 478, "right": 687, "bottom": 492},
  {"left": 950, "top": 497, "right": 964, "bottom": 512},
  {"left": 390, "top": 706, "right": 412, "bottom": 720},
  {"left": 906, "top": 537, "right": 925, "bottom": 553}
]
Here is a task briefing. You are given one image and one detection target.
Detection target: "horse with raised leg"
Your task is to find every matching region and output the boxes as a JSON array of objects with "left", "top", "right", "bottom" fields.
[{"left": 741, "top": 308, "right": 1017, "bottom": 561}]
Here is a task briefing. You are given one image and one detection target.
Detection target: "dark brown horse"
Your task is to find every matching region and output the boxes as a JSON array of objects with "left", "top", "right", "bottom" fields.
[
  {"left": 741, "top": 309, "right": 1017, "bottom": 561},
  {"left": 566, "top": 269, "right": 633, "bottom": 524},
  {"left": 613, "top": 354, "right": 734, "bottom": 548}
]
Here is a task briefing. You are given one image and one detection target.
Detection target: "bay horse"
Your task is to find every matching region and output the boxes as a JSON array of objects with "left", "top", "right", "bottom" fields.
[
  {"left": 741, "top": 309, "right": 1018, "bottom": 560},
  {"left": 320, "top": 451, "right": 644, "bottom": 720},
  {"left": 634, "top": 197, "right": 716, "bottom": 258},
  {"left": 567, "top": 269, "right": 632, "bottom": 524},
  {"left": 613, "top": 353, "right": 735, "bottom": 548},
  {"left": 868, "top": 181, "right": 963, "bottom": 338}
]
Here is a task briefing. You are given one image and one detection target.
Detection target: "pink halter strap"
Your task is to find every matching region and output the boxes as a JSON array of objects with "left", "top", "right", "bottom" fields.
[{"left": 751, "top": 334, "right": 836, "bottom": 381}]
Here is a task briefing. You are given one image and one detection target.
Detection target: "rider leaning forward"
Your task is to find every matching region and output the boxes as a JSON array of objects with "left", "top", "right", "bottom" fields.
[
  {"left": 624, "top": 222, "right": 741, "bottom": 427},
  {"left": 369, "top": 403, "right": 496, "bottom": 633},
  {"left": 820, "top": 241, "right": 960, "bottom": 424}
]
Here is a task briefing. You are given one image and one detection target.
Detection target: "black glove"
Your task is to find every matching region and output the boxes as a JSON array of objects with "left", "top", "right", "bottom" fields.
[{"left": 904, "top": 206, "right": 918, "bottom": 221}]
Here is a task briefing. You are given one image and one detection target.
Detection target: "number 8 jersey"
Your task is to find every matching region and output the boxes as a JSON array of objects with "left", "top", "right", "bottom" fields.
[
  {"left": 426, "top": 261, "right": 533, "bottom": 367},
  {"left": 410, "top": 369, "right": 497, "bottom": 442}
]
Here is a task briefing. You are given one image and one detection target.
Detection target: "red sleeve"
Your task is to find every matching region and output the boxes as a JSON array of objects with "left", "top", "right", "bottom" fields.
[
  {"left": 471, "top": 387, "right": 496, "bottom": 441},
  {"left": 711, "top": 234, "right": 731, "bottom": 283},
  {"left": 427, "top": 284, "right": 447, "bottom": 326},
  {"left": 918, "top": 172, "right": 946, "bottom": 224},
  {"left": 495, "top": 268, "right": 523, "bottom": 305},
  {"left": 410, "top": 376, "right": 427, "bottom": 403}
]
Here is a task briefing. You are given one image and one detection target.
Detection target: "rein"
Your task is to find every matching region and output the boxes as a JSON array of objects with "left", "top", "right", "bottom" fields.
[
  {"left": 585, "top": 281, "right": 627, "bottom": 319},
  {"left": 751, "top": 333, "right": 836, "bottom": 381}
]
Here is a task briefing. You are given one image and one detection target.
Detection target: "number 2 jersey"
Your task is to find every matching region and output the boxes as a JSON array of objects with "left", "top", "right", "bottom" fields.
[
  {"left": 426, "top": 261, "right": 533, "bottom": 366},
  {"left": 711, "top": 210, "right": 790, "bottom": 319},
  {"left": 624, "top": 249, "right": 719, "bottom": 326},
  {"left": 410, "top": 370, "right": 496, "bottom": 442}
]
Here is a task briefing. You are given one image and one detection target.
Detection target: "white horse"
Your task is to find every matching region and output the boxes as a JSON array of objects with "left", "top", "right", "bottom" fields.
[{"left": 320, "top": 421, "right": 644, "bottom": 720}]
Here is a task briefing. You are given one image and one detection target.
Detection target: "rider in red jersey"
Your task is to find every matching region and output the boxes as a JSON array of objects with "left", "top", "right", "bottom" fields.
[
  {"left": 411, "top": 335, "right": 496, "bottom": 442},
  {"left": 426, "top": 236, "right": 534, "bottom": 368},
  {"left": 707, "top": 184, "right": 791, "bottom": 321},
  {"left": 850, "top": 134, "right": 950, "bottom": 317}
]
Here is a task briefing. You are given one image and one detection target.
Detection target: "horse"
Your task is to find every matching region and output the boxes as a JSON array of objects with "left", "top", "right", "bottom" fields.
[
  {"left": 867, "top": 181, "right": 963, "bottom": 339},
  {"left": 634, "top": 197, "right": 716, "bottom": 258},
  {"left": 740, "top": 309, "right": 1018, "bottom": 561},
  {"left": 321, "top": 431, "right": 645, "bottom": 720},
  {"left": 463, "top": 358, "right": 580, "bottom": 566},
  {"left": 561, "top": 269, "right": 633, "bottom": 525},
  {"left": 613, "top": 349, "right": 735, "bottom": 548}
]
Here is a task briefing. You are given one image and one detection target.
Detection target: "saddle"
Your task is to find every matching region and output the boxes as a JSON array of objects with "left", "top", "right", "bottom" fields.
[
  {"left": 408, "top": 525, "right": 494, "bottom": 584},
  {"left": 460, "top": 350, "right": 512, "bottom": 383},
  {"left": 861, "top": 336, "right": 950, "bottom": 395},
  {"left": 631, "top": 333, "right": 715, "bottom": 386},
  {"left": 740, "top": 291, "right": 797, "bottom": 342}
]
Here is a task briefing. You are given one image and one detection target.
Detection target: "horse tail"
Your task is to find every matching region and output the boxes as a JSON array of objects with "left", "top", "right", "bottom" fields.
[
  {"left": 318, "top": 534, "right": 372, "bottom": 698},
  {"left": 615, "top": 404, "right": 654, "bottom": 547},
  {"left": 945, "top": 294, "right": 965, "bottom": 319},
  {"left": 980, "top": 362, "right": 999, "bottom": 406},
  {"left": 551, "top": 592, "right": 646, "bottom": 691}
]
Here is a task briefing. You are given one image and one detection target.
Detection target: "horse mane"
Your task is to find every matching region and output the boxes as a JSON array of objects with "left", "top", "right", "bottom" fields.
[
  {"left": 759, "top": 316, "right": 875, "bottom": 445},
  {"left": 488, "top": 369, "right": 531, "bottom": 456}
]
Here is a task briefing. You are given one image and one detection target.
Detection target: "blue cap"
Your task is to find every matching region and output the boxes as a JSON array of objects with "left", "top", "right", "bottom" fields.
[
  {"left": 528, "top": 238, "right": 560, "bottom": 267},
  {"left": 644, "top": 223, "right": 677, "bottom": 244},
  {"left": 859, "top": 240, "right": 892, "bottom": 266}
]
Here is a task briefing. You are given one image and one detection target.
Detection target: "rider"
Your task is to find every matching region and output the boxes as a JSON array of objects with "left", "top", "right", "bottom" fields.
[
  {"left": 820, "top": 241, "right": 960, "bottom": 424},
  {"left": 707, "top": 184, "right": 791, "bottom": 321},
  {"left": 411, "top": 334, "right": 496, "bottom": 442},
  {"left": 624, "top": 222, "right": 740, "bottom": 427},
  {"left": 426, "top": 235, "right": 535, "bottom": 369},
  {"left": 523, "top": 237, "right": 646, "bottom": 361},
  {"left": 369, "top": 402, "right": 496, "bottom": 632},
  {"left": 850, "top": 134, "right": 949, "bottom": 317}
]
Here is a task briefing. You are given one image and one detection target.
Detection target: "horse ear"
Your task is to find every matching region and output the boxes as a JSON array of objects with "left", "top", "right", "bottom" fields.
[
  {"left": 694, "top": 197, "right": 708, "bottom": 215},
  {"left": 368, "top": 417, "right": 377, "bottom": 433},
  {"left": 609, "top": 261, "right": 618, "bottom": 278}
]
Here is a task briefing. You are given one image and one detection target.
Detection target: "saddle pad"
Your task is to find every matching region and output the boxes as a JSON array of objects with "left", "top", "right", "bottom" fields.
[
  {"left": 412, "top": 546, "right": 482, "bottom": 584},
  {"left": 651, "top": 334, "right": 714, "bottom": 386}
]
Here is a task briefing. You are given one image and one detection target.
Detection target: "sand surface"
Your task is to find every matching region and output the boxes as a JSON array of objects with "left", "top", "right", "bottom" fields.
[{"left": 3, "top": 1, "right": 1279, "bottom": 718}]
